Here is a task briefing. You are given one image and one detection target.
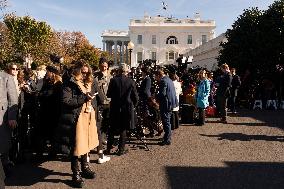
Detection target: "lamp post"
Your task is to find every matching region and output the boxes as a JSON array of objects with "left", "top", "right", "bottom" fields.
[
  {"left": 127, "top": 41, "right": 134, "bottom": 66},
  {"left": 279, "top": 28, "right": 283, "bottom": 105}
]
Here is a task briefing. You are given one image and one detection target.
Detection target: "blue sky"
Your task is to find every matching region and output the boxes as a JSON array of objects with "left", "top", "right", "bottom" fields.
[{"left": 6, "top": 0, "right": 275, "bottom": 48}]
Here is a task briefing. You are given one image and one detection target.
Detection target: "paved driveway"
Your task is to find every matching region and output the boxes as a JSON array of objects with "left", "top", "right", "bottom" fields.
[{"left": 5, "top": 110, "right": 284, "bottom": 189}]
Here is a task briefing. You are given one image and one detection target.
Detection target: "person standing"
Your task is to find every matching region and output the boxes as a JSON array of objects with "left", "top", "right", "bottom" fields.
[
  {"left": 207, "top": 72, "right": 216, "bottom": 106},
  {"left": 215, "top": 64, "right": 232, "bottom": 124},
  {"left": 195, "top": 70, "right": 211, "bottom": 126},
  {"left": 139, "top": 67, "right": 152, "bottom": 136},
  {"left": 0, "top": 70, "right": 18, "bottom": 178},
  {"left": 169, "top": 73, "right": 182, "bottom": 130},
  {"left": 37, "top": 66, "right": 62, "bottom": 158},
  {"left": 155, "top": 68, "right": 178, "bottom": 146},
  {"left": 93, "top": 57, "right": 111, "bottom": 164},
  {"left": 106, "top": 64, "right": 139, "bottom": 155},
  {"left": 229, "top": 68, "right": 241, "bottom": 113},
  {"left": 56, "top": 61, "right": 99, "bottom": 188},
  {"left": 6, "top": 63, "right": 20, "bottom": 97}
]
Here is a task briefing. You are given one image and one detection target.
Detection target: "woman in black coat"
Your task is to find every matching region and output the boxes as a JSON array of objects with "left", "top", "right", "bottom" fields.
[{"left": 55, "top": 61, "right": 100, "bottom": 188}]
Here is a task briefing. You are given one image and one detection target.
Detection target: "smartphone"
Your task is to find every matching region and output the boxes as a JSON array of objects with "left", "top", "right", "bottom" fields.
[{"left": 89, "top": 92, "right": 98, "bottom": 97}]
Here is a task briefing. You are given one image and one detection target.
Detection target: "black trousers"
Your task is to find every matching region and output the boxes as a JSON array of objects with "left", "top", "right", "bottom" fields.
[
  {"left": 216, "top": 95, "right": 228, "bottom": 120},
  {"left": 228, "top": 96, "right": 237, "bottom": 112},
  {"left": 171, "top": 111, "right": 179, "bottom": 130},
  {"left": 107, "top": 129, "right": 127, "bottom": 151},
  {"left": 196, "top": 108, "right": 205, "bottom": 125}
]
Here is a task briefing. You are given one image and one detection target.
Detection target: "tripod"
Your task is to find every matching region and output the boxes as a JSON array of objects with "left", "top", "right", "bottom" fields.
[
  {"left": 127, "top": 108, "right": 150, "bottom": 151},
  {"left": 128, "top": 127, "right": 150, "bottom": 151}
]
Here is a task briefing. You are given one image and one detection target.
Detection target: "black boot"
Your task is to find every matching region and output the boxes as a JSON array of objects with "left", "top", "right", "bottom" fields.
[
  {"left": 81, "top": 154, "right": 96, "bottom": 179},
  {"left": 71, "top": 156, "right": 84, "bottom": 188}
]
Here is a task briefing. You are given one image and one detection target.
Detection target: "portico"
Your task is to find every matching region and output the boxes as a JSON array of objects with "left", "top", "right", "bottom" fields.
[{"left": 101, "top": 30, "right": 130, "bottom": 65}]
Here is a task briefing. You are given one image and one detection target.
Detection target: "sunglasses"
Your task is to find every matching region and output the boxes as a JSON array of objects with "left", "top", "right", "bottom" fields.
[{"left": 11, "top": 68, "right": 18, "bottom": 71}]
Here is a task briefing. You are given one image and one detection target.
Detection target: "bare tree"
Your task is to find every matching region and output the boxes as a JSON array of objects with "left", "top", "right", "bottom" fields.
[{"left": 0, "top": 0, "right": 8, "bottom": 18}]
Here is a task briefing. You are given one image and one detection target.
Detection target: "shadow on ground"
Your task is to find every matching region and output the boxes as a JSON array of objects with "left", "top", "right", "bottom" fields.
[
  {"left": 200, "top": 133, "right": 284, "bottom": 142},
  {"left": 5, "top": 163, "right": 73, "bottom": 187},
  {"left": 166, "top": 162, "right": 284, "bottom": 189},
  {"left": 232, "top": 110, "right": 284, "bottom": 130}
]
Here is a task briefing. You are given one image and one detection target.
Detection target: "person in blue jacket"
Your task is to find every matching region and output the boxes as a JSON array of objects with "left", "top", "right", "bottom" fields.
[
  {"left": 196, "top": 69, "right": 211, "bottom": 126},
  {"left": 155, "top": 68, "right": 178, "bottom": 145}
]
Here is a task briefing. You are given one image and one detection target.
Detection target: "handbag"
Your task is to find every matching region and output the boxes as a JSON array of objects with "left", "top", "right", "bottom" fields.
[{"left": 206, "top": 106, "right": 216, "bottom": 117}]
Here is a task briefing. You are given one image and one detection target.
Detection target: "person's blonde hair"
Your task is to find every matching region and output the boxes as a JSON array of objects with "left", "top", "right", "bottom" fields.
[{"left": 220, "top": 63, "right": 229, "bottom": 70}]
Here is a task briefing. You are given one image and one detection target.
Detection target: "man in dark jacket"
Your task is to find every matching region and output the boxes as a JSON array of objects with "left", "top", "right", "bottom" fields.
[
  {"left": 229, "top": 68, "right": 241, "bottom": 113},
  {"left": 106, "top": 64, "right": 139, "bottom": 155},
  {"left": 155, "top": 68, "right": 178, "bottom": 145},
  {"left": 215, "top": 64, "right": 232, "bottom": 123}
]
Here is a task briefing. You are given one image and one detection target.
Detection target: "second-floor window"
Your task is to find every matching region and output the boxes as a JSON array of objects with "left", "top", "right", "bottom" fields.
[
  {"left": 152, "top": 35, "right": 156, "bottom": 44},
  {"left": 137, "top": 35, "right": 142, "bottom": 44}
]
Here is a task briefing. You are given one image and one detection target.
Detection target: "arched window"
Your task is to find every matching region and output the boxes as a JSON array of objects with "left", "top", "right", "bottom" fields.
[{"left": 166, "top": 36, "right": 178, "bottom": 44}]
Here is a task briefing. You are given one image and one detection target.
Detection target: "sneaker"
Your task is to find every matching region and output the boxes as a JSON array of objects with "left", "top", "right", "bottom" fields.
[{"left": 98, "top": 155, "right": 110, "bottom": 164}]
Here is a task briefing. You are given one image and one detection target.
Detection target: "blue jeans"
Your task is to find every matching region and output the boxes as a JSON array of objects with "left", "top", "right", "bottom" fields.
[{"left": 160, "top": 111, "right": 172, "bottom": 143}]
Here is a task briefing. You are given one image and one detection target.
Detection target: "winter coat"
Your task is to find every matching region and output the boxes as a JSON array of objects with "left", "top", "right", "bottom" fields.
[
  {"left": 139, "top": 76, "right": 151, "bottom": 102},
  {"left": 107, "top": 75, "right": 139, "bottom": 132},
  {"left": 38, "top": 80, "right": 62, "bottom": 138},
  {"left": 196, "top": 79, "right": 211, "bottom": 108},
  {"left": 55, "top": 77, "right": 100, "bottom": 155},
  {"left": 216, "top": 71, "right": 232, "bottom": 97}
]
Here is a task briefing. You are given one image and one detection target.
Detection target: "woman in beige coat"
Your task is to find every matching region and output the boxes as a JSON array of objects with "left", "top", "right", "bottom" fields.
[{"left": 56, "top": 61, "right": 99, "bottom": 188}]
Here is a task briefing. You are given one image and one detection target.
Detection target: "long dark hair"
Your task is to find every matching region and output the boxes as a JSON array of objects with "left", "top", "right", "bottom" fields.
[{"left": 71, "top": 60, "right": 93, "bottom": 84}]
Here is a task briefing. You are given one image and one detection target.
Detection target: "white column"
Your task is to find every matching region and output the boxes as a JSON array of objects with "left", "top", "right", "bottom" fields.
[
  {"left": 106, "top": 41, "right": 109, "bottom": 53},
  {"left": 121, "top": 41, "right": 124, "bottom": 64},
  {"left": 125, "top": 43, "right": 128, "bottom": 65},
  {"left": 102, "top": 40, "right": 106, "bottom": 51},
  {"left": 114, "top": 41, "right": 118, "bottom": 65},
  {"left": 109, "top": 41, "right": 113, "bottom": 55}
]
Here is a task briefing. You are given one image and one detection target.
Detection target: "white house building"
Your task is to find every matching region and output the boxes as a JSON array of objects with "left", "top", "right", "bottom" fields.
[
  {"left": 184, "top": 33, "right": 227, "bottom": 71},
  {"left": 102, "top": 13, "right": 216, "bottom": 67}
]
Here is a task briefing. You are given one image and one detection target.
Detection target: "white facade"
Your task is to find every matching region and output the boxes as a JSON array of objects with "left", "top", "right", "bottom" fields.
[
  {"left": 102, "top": 13, "right": 216, "bottom": 67},
  {"left": 184, "top": 33, "right": 227, "bottom": 71}
]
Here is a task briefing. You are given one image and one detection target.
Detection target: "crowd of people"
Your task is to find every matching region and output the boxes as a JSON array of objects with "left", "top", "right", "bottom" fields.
[{"left": 0, "top": 57, "right": 242, "bottom": 188}]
